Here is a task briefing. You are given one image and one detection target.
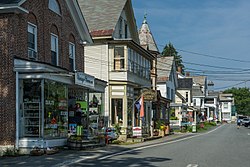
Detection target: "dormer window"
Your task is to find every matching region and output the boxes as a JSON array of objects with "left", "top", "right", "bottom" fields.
[{"left": 49, "top": 0, "right": 61, "bottom": 15}]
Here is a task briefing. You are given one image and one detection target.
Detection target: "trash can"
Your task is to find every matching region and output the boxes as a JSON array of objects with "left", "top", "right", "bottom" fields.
[{"left": 192, "top": 123, "right": 197, "bottom": 133}]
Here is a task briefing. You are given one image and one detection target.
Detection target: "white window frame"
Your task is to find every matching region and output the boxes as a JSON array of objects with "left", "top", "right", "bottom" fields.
[
  {"left": 69, "top": 42, "right": 75, "bottom": 71},
  {"left": 51, "top": 33, "right": 59, "bottom": 66},
  {"left": 28, "top": 22, "right": 37, "bottom": 52},
  {"left": 114, "top": 46, "right": 125, "bottom": 70}
]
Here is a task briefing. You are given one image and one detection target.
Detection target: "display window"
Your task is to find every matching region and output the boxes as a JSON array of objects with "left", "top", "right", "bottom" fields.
[
  {"left": 44, "top": 80, "right": 68, "bottom": 138},
  {"left": 21, "top": 79, "right": 42, "bottom": 137},
  {"left": 111, "top": 99, "right": 123, "bottom": 125}
]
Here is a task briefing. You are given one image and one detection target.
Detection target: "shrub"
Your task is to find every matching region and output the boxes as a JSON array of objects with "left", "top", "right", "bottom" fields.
[{"left": 3, "top": 148, "right": 19, "bottom": 157}]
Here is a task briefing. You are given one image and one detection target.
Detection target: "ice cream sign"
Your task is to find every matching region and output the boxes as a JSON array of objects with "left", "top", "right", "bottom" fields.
[{"left": 75, "top": 72, "right": 95, "bottom": 89}]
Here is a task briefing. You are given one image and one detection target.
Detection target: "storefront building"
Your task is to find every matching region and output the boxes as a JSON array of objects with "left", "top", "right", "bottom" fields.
[
  {"left": 14, "top": 59, "right": 106, "bottom": 152},
  {"left": 0, "top": 0, "right": 104, "bottom": 154}
]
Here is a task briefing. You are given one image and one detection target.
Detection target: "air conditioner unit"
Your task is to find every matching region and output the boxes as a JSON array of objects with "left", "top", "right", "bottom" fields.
[{"left": 28, "top": 49, "right": 37, "bottom": 60}]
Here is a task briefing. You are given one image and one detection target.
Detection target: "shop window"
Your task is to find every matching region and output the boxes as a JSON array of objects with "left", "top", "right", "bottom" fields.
[
  {"left": 114, "top": 46, "right": 124, "bottom": 70},
  {"left": 21, "top": 79, "right": 41, "bottom": 138},
  {"left": 111, "top": 99, "right": 123, "bottom": 125},
  {"left": 51, "top": 34, "right": 58, "bottom": 66},
  {"left": 69, "top": 42, "right": 75, "bottom": 71},
  {"left": 44, "top": 80, "right": 68, "bottom": 139},
  {"left": 28, "top": 23, "right": 37, "bottom": 60}
]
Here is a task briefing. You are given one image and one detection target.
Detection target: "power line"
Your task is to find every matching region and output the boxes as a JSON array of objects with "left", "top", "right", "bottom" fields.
[{"left": 177, "top": 49, "right": 250, "bottom": 63}]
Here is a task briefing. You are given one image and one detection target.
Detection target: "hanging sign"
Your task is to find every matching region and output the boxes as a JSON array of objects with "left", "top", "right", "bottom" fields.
[{"left": 142, "top": 89, "right": 157, "bottom": 101}]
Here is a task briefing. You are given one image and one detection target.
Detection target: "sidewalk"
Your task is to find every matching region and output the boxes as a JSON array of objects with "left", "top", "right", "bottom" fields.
[{"left": 0, "top": 132, "right": 195, "bottom": 167}]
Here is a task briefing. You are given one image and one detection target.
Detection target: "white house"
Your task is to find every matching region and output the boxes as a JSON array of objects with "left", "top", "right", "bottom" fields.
[
  {"left": 219, "top": 93, "right": 234, "bottom": 122},
  {"left": 79, "top": 0, "right": 155, "bottom": 140}
]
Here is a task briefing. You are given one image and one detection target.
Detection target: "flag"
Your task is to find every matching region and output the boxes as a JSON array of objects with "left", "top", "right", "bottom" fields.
[
  {"left": 140, "top": 95, "right": 144, "bottom": 117},
  {"left": 135, "top": 95, "right": 144, "bottom": 117}
]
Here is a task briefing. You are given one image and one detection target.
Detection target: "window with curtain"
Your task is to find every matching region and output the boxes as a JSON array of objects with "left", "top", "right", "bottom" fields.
[{"left": 114, "top": 46, "right": 124, "bottom": 70}]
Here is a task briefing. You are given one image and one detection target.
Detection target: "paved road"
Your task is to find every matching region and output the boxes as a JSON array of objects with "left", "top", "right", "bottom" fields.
[
  {"left": 1, "top": 124, "right": 249, "bottom": 167},
  {"left": 69, "top": 124, "right": 250, "bottom": 167}
]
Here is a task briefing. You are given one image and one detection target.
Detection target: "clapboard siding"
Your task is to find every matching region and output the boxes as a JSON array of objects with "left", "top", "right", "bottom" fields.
[{"left": 85, "top": 44, "right": 109, "bottom": 81}]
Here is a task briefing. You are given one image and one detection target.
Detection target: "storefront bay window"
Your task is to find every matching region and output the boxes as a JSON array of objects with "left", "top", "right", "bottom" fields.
[
  {"left": 20, "top": 79, "right": 68, "bottom": 139},
  {"left": 44, "top": 80, "right": 68, "bottom": 138}
]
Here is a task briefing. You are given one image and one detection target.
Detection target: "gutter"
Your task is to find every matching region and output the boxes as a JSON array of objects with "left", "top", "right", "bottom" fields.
[{"left": 0, "top": 5, "right": 28, "bottom": 14}]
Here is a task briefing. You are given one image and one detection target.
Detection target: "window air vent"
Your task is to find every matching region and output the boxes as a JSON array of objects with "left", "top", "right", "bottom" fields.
[{"left": 28, "top": 49, "right": 37, "bottom": 60}]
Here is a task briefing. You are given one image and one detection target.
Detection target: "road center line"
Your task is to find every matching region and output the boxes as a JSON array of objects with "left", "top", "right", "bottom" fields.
[{"left": 98, "top": 124, "right": 224, "bottom": 160}]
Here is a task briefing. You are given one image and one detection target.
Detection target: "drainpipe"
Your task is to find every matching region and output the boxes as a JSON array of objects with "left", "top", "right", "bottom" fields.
[{"left": 15, "top": 71, "right": 19, "bottom": 150}]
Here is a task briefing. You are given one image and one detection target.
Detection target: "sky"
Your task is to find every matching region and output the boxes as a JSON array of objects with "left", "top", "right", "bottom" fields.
[{"left": 132, "top": 0, "right": 250, "bottom": 91}]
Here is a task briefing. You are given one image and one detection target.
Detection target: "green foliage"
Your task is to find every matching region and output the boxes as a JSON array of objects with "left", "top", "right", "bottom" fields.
[
  {"left": 113, "top": 123, "right": 121, "bottom": 135},
  {"left": 170, "top": 116, "right": 178, "bottom": 120},
  {"left": 161, "top": 42, "right": 185, "bottom": 74},
  {"left": 223, "top": 87, "right": 250, "bottom": 116},
  {"left": 3, "top": 148, "right": 19, "bottom": 157},
  {"left": 155, "top": 120, "right": 165, "bottom": 129}
]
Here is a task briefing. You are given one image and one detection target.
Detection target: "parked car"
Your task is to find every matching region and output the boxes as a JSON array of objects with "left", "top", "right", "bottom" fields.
[
  {"left": 237, "top": 115, "right": 248, "bottom": 125},
  {"left": 241, "top": 118, "right": 250, "bottom": 127},
  {"left": 103, "top": 127, "right": 118, "bottom": 143}
]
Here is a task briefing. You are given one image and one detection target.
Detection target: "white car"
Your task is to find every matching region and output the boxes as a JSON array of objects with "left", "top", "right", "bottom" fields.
[{"left": 242, "top": 118, "right": 250, "bottom": 127}]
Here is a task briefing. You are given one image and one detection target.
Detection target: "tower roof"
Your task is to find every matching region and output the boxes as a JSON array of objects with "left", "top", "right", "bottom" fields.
[{"left": 138, "top": 14, "right": 159, "bottom": 53}]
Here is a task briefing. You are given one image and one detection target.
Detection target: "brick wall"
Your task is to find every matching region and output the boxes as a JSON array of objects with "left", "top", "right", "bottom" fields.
[{"left": 0, "top": 0, "right": 87, "bottom": 146}]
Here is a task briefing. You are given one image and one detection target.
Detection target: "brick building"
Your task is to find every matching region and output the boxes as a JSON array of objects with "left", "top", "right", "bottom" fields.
[{"left": 0, "top": 0, "right": 105, "bottom": 154}]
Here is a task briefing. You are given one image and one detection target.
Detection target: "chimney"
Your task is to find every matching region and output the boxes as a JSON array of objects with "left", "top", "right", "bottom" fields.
[{"left": 177, "top": 66, "right": 182, "bottom": 73}]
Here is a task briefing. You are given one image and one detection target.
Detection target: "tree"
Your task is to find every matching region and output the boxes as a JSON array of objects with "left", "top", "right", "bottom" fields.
[
  {"left": 161, "top": 42, "right": 185, "bottom": 74},
  {"left": 223, "top": 87, "right": 250, "bottom": 116}
]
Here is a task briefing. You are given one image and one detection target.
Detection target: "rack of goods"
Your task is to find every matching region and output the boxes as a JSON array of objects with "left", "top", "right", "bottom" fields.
[{"left": 23, "top": 102, "right": 41, "bottom": 137}]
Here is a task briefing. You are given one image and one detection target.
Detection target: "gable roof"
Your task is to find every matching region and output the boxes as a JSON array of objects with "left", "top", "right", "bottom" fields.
[
  {"left": 78, "top": 0, "right": 138, "bottom": 41},
  {"left": 192, "top": 85, "right": 204, "bottom": 97},
  {"left": 138, "top": 15, "right": 159, "bottom": 53},
  {"left": 157, "top": 56, "right": 174, "bottom": 82},
  {"left": 188, "top": 76, "right": 206, "bottom": 86},
  {"left": 178, "top": 78, "right": 193, "bottom": 89}
]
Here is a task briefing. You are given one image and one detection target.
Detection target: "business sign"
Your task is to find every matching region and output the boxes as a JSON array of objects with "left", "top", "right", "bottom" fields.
[
  {"left": 142, "top": 89, "right": 157, "bottom": 101},
  {"left": 75, "top": 72, "right": 95, "bottom": 89},
  {"left": 132, "top": 127, "right": 142, "bottom": 137}
]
